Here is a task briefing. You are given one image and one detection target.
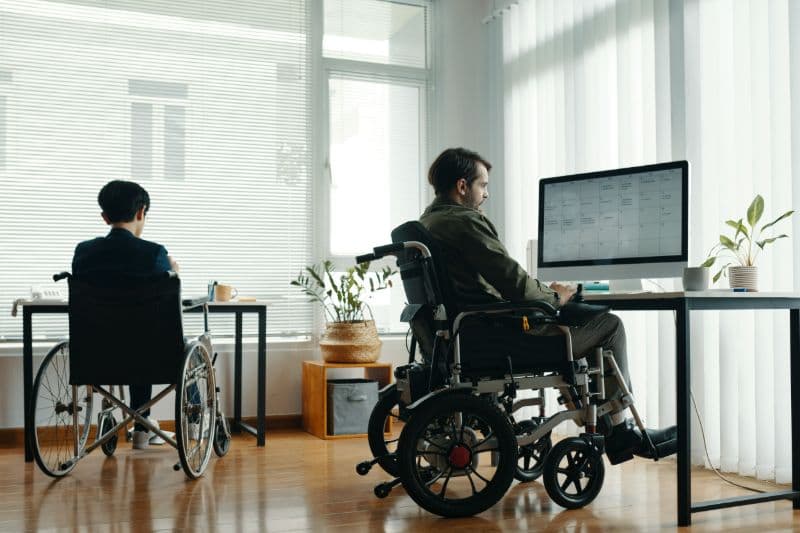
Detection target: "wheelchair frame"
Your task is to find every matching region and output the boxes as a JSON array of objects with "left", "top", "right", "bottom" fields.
[
  {"left": 356, "top": 232, "right": 656, "bottom": 517},
  {"left": 30, "top": 272, "right": 230, "bottom": 480}
]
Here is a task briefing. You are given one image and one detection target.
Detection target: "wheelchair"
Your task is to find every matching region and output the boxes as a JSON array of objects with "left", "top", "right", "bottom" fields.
[
  {"left": 30, "top": 272, "right": 231, "bottom": 480},
  {"left": 355, "top": 221, "right": 658, "bottom": 517}
]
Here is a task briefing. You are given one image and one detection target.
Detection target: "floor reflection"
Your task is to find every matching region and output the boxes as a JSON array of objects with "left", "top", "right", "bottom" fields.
[{"left": 4, "top": 430, "right": 798, "bottom": 532}]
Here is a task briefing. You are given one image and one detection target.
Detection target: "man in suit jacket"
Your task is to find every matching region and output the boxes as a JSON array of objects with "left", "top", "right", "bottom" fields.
[{"left": 72, "top": 180, "right": 179, "bottom": 449}]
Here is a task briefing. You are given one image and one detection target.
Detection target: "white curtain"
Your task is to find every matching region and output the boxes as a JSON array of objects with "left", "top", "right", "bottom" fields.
[{"left": 496, "top": 0, "right": 800, "bottom": 483}]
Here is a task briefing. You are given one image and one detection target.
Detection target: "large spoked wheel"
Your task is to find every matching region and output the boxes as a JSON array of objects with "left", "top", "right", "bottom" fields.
[
  {"left": 367, "top": 384, "right": 403, "bottom": 477},
  {"left": 397, "top": 393, "right": 517, "bottom": 518},
  {"left": 543, "top": 436, "right": 605, "bottom": 509},
  {"left": 32, "top": 341, "right": 93, "bottom": 477},
  {"left": 514, "top": 418, "right": 552, "bottom": 483},
  {"left": 175, "top": 342, "right": 217, "bottom": 479}
]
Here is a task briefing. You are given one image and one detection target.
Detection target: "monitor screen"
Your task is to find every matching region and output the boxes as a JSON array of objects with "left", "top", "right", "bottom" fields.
[{"left": 537, "top": 161, "right": 688, "bottom": 280}]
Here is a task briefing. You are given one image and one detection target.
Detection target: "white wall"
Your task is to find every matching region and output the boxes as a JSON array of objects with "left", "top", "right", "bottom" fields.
[
  {"left": 0, "top": 336, "right": 414, "bottom": 428},
  {"left": 430, "top": 0, "right": 502, "bottom": 228},
  {"left": 0, "top": 0, "right": 496, "bottom": 429}
]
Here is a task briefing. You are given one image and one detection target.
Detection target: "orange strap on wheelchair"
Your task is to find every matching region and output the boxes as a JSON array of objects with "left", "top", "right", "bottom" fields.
[{"left": 522, "top": 316, "right": 530, "bottom": 331}]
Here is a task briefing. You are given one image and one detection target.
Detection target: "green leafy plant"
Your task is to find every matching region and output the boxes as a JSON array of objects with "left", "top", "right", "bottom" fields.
[
  {"left": 701, "top": 195, "right": 794, "bottom": 282},
  {"left": 291, "top": 260, "right": 396, "bottom": 323}
]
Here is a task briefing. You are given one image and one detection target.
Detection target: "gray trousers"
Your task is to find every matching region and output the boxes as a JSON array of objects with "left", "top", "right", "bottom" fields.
[{"left": 568, "top": 312, "right": 630, "bottom": 401}]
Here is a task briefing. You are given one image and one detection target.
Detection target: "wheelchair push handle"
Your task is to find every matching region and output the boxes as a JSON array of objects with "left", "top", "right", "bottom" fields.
[
  {"left": 373, "top": 243, "right": 406, "bottom": 256},
  {"left": 356, "top": 241, "right": 433, "bottom": 263},
  {"left": 355, "top": 253, "right": 377, "bottom": 264},
  {"left": 53, "top": 272, "right": 71, "bottom": 282}
]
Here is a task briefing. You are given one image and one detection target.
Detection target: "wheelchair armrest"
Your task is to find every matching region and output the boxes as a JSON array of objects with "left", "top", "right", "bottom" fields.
[
  {"left": 182, "top": 296, "right": 210, "bottom": 310},
  {"left": 453, "top": 300, "right": 558, "bottom": 333},
  {"left": 461, "top": 300, "right": 558, "bottom": 316},
  {"left": 556, "top": 301, "right": 610, "bottom": 327}
]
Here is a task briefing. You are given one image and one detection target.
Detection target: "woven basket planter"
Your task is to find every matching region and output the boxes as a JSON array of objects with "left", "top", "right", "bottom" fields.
[
  {"left": 320, "top": 320, "right": 382, "bottom": 363},
  {"left": 729, "top": 266, "right": 758, "bottom": 292}
]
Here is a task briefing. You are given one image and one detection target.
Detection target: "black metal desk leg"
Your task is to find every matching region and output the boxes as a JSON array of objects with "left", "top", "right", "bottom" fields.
[
  {"left": 23, "top": 309, "right": 33, "bottom": 462},
  {"left": 677, "top": 301, "right": 691, "bottom": 526},
  {"left": 791, "top": 309, "right": 800, "bottom": 509},
  {"left": 257, "top": 309, "right": 266, "bottom": 446},
  {"left": 234, "top": 312, "right": 243, "bottom": 432}
]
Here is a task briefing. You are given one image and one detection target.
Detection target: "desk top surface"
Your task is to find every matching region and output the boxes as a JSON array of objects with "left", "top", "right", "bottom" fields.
[
  {"left": 18, "top": 299, "right": 275, "bottom": 308},
  {"left": 583, "top": 290, "right": 800, "bottom": 300}
]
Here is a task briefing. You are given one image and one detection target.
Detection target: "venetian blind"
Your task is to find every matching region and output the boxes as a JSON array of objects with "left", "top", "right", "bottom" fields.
[{"left": 0, "top": 0, "right": 312, "bottom": 340}]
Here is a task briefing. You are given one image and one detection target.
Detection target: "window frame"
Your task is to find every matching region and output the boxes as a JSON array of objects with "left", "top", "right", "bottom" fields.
[
  {"left": 315, "top": 0, "right": 432, "bottom": 270},
  {"left": 313, "top": 0, "right": 432, "bottom": 335}
]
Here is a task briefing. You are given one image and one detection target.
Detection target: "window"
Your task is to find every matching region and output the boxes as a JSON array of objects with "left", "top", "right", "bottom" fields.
[
  {"left": 0, "top": 0, "right": 312, "bottom": 340},
  {"left": 0, "top": 94, "right": 5, "bottom": 171},
  {"left": 324, "top": 0, "right": 427, "bottom": 68},
  {"left": 129, "top": 80, "right": 188, "bottom": 181},
  {"left": 328, "top": 75, "right": 422, "bottom": 256},
  {"left": 0, "top": 70, "right": 9, "bottom": 171},
  {"left": 322, "top": 0, "right": 429, "bottom": 333}
]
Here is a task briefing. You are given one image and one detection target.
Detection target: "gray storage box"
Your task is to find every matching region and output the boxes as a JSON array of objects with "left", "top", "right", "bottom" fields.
[{"left": 327, "top": 379, "right": 379, "bottom": 435}]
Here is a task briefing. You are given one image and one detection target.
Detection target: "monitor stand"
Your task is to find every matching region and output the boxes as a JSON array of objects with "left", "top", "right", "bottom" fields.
[{"left": 608, "top": 278, "right": 643, "bottom": 292}]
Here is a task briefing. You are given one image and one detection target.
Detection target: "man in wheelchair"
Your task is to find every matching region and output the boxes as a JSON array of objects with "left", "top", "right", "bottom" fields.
[
  {"left": 420, "top": 147, "right": 677, "bottom": 465},
  {"left": 71, "top": 180, "right": 182, "bottom": 450}
]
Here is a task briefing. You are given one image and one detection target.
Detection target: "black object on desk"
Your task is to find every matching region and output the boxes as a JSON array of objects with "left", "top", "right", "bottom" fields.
[
  {"left": 21, "top": 300, "right": 268, "bottom": 462},
  {"left": 584, "top": 291, "right": 800, "bottom": 527}
]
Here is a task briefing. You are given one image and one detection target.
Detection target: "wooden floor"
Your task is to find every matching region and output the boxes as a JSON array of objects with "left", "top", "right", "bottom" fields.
[{"left": 1, "top": 429, "right": 799, "bottom": 532}]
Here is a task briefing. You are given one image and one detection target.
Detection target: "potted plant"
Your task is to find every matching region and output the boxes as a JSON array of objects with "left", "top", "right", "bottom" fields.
[
  {"left": 291, "top": 260, "right": 396, "bottom": 363},
  {"left": 701, "top": 195, "right": 794, "bottom": 291}
]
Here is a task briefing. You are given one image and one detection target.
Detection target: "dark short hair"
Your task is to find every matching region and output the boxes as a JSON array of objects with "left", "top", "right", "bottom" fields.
[
  {"left": 427, "top": 148, "right": 492, "bottom": 196},
  {"left": 98, "top": 180, "right": 150, "bottom": 223}
]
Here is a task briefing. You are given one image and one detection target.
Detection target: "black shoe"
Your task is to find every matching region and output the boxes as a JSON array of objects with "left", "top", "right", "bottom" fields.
[
  {"left": 636, "top": 425, "right": 677, "bottom": 459},
  {"left": 604, "top": 419, "right": 678, "bottom": 465}
]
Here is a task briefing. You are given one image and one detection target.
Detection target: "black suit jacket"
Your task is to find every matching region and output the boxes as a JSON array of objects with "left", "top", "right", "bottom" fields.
[{"left": 72, "top": 227, "right": 171, "bottom": 285}]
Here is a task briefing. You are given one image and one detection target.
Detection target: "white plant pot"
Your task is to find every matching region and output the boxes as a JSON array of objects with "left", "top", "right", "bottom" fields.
[{"left": 728, "top": 266, "right": 758, "bottom": 292}]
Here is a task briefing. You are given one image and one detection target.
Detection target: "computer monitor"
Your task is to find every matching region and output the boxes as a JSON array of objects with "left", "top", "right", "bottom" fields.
[{"left": 536, "top": 160, "right": 689, "bottom": 285}]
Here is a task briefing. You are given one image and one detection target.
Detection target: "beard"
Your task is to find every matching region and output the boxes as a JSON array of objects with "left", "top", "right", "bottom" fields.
[{"left": 467, "top": 195, "right": 484, "bottom": 211}]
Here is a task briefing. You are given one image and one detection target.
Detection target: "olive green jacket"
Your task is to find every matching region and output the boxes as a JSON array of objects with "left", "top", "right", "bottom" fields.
[{"left": 419, "top": 197, "right": 559, "bottom": 307}]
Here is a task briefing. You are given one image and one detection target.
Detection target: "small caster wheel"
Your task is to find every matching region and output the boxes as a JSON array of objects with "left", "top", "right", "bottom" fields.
[
  {"left": 374, "top": 483, "right": 392, "bottom": 499},
  {"left": 514, "top": 418, "right": 552, "bottom": 483},
  {"left": 173, "top": 463, "right": 181, "bottom": 471},
  {"left": 543, "top": 436, "right": 605, "bottom": 509},
  {"left": 213, "top": 417, "right": 231, "bottom": 457},
  {"left": 356, "top": 461, "right": 372, "bottom": 476},
  {"left": 99, "top": 415, "right": 118, "bottom": 457}
]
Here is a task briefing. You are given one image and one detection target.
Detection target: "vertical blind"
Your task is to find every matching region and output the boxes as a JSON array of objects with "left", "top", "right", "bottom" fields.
[
  {"left": 496, "top": 0, "right": 800, "bottom": 484},
  {"left": 0, "top": 0, "right": 312, "bottom": 339}
]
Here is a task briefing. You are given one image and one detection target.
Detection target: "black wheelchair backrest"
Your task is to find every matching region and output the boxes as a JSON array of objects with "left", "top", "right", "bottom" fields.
[
  {"left": 68, "top": 274, "right": 185, "bottom": 386},
  {"left": 390, "top": 221, "right": 459, "bottom": 317}
]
